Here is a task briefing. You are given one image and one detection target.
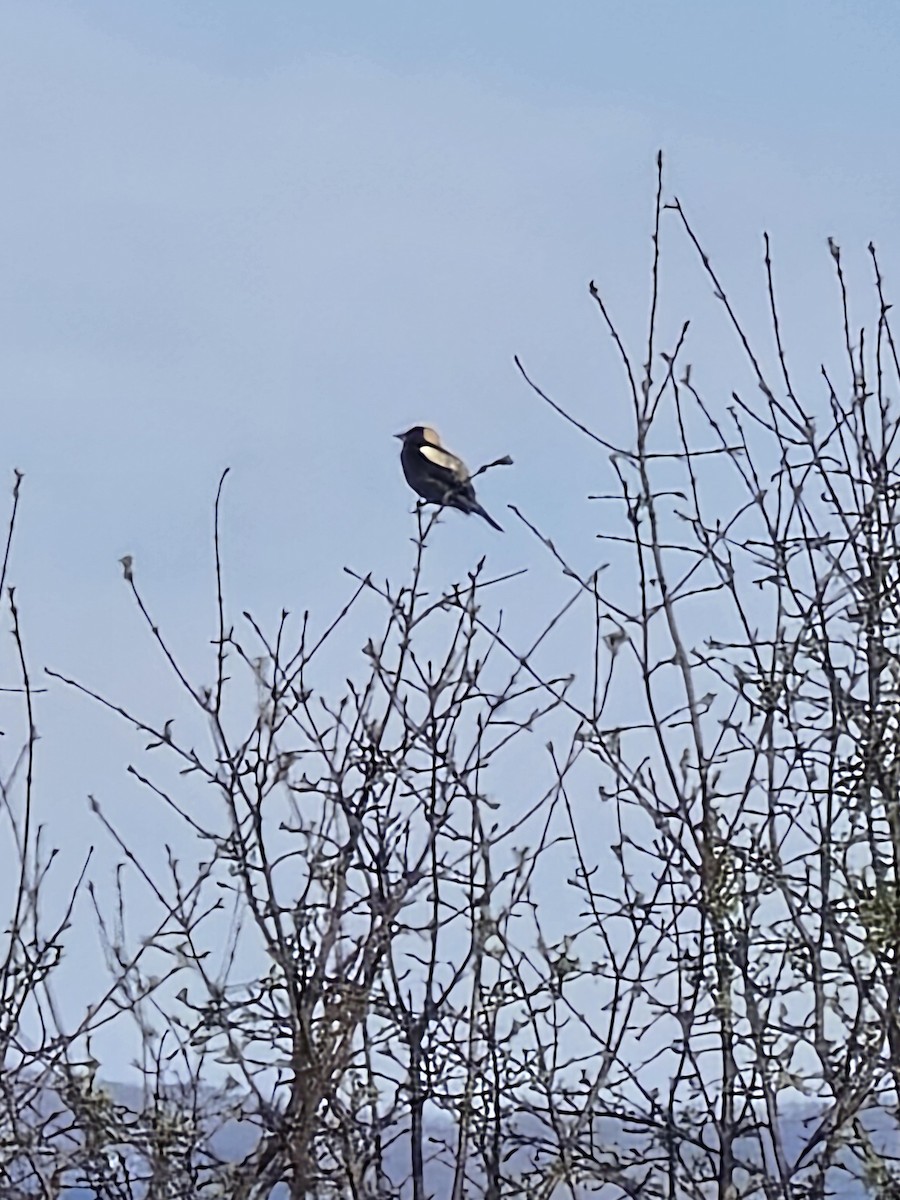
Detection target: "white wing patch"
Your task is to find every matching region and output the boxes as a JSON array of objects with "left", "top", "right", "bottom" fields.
[{"left": 420, "top": 443, "right": 467, "bottom": 478}]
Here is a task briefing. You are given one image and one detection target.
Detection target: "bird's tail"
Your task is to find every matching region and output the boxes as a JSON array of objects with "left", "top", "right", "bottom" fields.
[{"left": 474, "top": 503, "right": 504, "bottom": 532}]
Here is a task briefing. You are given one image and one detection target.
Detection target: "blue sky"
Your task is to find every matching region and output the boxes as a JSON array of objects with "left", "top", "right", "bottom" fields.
[{"left": 2, "top": 0, "right": 900, "bottom": 1067}]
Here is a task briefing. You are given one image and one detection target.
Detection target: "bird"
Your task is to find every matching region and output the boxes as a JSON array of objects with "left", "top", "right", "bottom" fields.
[{"left": 396, "top": 425, "right": 504, "bottom": 532}]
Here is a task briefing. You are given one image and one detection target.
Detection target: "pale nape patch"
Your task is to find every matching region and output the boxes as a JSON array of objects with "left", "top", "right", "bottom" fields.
[{"left": 421, "top": 426, "right": 443, "bottom": 447}]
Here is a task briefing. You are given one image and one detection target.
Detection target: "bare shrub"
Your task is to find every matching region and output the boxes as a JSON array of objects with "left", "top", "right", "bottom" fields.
[{"left": 4, "top": 160, "right": 900, "bottom": 1198}]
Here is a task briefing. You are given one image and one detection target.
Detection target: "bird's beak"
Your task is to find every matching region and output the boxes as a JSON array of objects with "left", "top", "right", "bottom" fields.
[{"left": 394, "top": 431, "right": 406, "bottom": 440}]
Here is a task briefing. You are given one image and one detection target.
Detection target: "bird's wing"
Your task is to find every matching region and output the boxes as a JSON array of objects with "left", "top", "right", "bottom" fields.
[{"left": 420, "top": 443, "right": 468, "bottom": 481}]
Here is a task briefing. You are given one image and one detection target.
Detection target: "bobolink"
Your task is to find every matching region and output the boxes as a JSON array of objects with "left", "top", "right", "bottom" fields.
[{"left": 396, "top": 425, "right": 504, "bottom": 532}]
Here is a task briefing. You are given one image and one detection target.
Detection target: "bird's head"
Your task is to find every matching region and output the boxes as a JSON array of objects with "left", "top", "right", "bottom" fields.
[{"left": 395, "top": 425, "right": 442, "bottom": 448}]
